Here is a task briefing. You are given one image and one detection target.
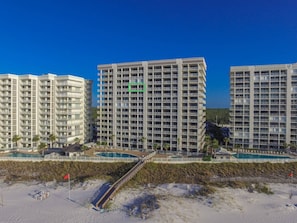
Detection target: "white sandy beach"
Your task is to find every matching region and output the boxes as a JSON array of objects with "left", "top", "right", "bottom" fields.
[{"left": 1, "top": 180, "right": 297, "bottom": 223}]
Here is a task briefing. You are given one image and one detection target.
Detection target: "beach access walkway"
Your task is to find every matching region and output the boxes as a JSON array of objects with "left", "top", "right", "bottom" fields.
[{"left": 94, "top": 151, "right": 156, "bottom": 209}]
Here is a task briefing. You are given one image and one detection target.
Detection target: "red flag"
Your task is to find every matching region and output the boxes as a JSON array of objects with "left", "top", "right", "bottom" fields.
[
  {"left": 289, "top": 172, "right": 293, "bottom": 177},
  {"left": 63, "top": 173, "right": 70, "bottom": 180}
]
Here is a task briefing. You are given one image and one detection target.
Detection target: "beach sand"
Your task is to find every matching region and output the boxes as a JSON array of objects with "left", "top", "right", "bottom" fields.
[{"left": 1, "top": 180, "right": 297, "bottom": 223}]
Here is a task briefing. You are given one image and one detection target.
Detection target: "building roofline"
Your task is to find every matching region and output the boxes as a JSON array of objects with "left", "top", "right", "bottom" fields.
[
  {"left": 97, "top": 57, "right": 206, "bottom": 69},
  {"left": 230, "top": 62, "right": 297, "bottom": 70},
  {"left": 0, "top": 74, "right": 19, "bottom": 78}
]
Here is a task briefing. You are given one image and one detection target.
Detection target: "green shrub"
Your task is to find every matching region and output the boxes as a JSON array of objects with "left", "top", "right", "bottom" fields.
[
  {"left": 197, "top": 185, "right": 216, "bottom": 196},
  {"left": 254, "top": 183, "right": 273, "bottom": 195},
  {"left": 202, "top": 155, "right": 212, "bottom": 161}
]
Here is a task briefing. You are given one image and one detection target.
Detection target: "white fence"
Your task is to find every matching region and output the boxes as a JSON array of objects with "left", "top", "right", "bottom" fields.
[
  {"left": 0, "top": 155, "right": 295, "bottom": 164},
  {"left": 152, "top": 157, "right": 295, "bottom": 164},
  {"left": 0, "top": 156, "right": 139, "bottom": 163}
]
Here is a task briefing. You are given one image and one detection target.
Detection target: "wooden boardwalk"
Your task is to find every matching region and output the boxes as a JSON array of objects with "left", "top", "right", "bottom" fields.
[{"left": 95, "top": 151, "right": 156, "bottom": 209}]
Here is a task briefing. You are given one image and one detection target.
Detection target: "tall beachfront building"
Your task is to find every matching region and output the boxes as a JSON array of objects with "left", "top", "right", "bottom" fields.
[
  {"left": 97, "top": 58, "right": 206, "bottom": 153},
  {"left": 230, "top": 62, "right": 297, "bottom": 150},
  {"left": 0, "top": 73, "right": 92, "bottom": 150}
]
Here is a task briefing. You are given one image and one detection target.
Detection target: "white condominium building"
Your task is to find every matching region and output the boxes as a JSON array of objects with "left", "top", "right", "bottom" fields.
[
  {"left": 97, "top": 58, "right": 206, "bottom": 153},
  {"left": 230, "top": 62, "right": 297, "bottom": 150},
  {"left": 0, "top": 73, "right": 92, "bottom": 150}
]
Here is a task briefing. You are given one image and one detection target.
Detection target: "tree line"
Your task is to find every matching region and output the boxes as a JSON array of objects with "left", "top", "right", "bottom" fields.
[{"left": 206, "top": 108, "right": 229, "bottom": 125}]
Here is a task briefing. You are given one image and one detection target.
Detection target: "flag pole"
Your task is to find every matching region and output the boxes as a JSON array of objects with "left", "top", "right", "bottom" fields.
[{"left": 68, "top": 174, "right": 70, "bottom": 200}]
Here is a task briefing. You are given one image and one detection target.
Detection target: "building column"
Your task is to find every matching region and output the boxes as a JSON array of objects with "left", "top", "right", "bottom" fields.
[
  {"left": 112, "top": 64, "right": 117, "bottom": 148},
  {"left": 249, "top": 66, "right": 255, "bottom": 149},
  {"left": 177, "top": 59, "right": 183, "bottom": 152},
  {"left": 142, "top": 62, "right": 148, "bottom": 151},
  {"left": 286, "top": 65, "right": 292, "bottom": 144}
]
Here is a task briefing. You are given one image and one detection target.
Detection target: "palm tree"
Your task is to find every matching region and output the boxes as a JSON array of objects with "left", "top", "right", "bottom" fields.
[
  {"left": 74, "top": 137, "right": 81, "bottom": 144},
  {"left": 102, "top": 141, "right": 108, "bottom": 150},
  {"left": 163, "top": 143, "right": 170, "bottom": 154},
  {"left": 289, "top": 143, "right": 297, "bottom": 153},
  {"left": 49, "top": 134, "right": 56, "bottom": 148},
  {"left": 38, "top": 142, "right": 47, "bottom": 156},
  {"left": 223, "top": 137, "right": 229, "bottom": 148},
  {"left": 212, "top": 138, "right": 219, "bottom": 148},
  {"left": 32, "top": 135, "right": 40, "bottom": 149},
  {"left": 283, "top": 142, "right": 289, "bottom": 152},
  {"left": 109, "top": 134, "right": 115, "bottom": 148},
  {"left": 153, "top": 144, "right": 159, "bottom": 151},
  {"left": 212, "top": 138, "right": 219, "bottom": 157},
  {"left": 12, "top": 135, "right": 21, "bottom": 149},
  {"left": 141, "top": 137, "right": 147, "bottom": 151},
  {"left": 204, "top": 135, "right": 212, "bottom": 155}
]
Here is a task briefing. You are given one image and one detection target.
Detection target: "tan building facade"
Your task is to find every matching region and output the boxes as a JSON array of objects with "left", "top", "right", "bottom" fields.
[
  {"left": 0, "top": 73, "right": 92, "bottom": 150},
  {"left": 97, "top": 58, "right": 206, "bottom": 153},
  {"left": 230, "top": 62, "right": 297, "bottom": 150}
]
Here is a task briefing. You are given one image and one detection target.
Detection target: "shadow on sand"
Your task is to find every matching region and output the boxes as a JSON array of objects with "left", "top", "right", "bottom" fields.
[
  {"left": 91, "top": 182, "right": 111, "bottom": 206},
  {"left": 123, "top": 194, "right": 160, "bottom": 219}
]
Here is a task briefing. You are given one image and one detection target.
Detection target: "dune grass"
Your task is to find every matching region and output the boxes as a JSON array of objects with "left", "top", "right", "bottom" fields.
[
  {"left": 0, "top": 161, "right": 135, "bottom": 183},
  {"left": 129, "top": 162, "right": 297, "bottom": 185},
  {"left": 1, "top": 161, "right": 296, "bottom": 188}
]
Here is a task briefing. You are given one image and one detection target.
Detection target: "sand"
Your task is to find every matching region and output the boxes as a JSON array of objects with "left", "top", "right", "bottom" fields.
[{"left": 1, "top": 180, "right": 297, "bottom": 223}]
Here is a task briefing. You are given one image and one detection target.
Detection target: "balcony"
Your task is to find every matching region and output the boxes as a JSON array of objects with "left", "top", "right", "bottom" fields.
[
  {"left": 0, "top": 128, "right": 11, "bottom": 133},
  {"left": 0, "top": 86, "right": 11, "bottom": 91},
  {"left": 20, "top": 116, "right": 31, "bottom": 121},
  {"left": 39, "top": 87, "right": 51, "bottom": 92},
  {"left": 0, "top": 98, "right": 11, "bottom": 103}
]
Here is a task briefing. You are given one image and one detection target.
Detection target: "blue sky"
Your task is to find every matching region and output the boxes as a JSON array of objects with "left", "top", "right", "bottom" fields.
[{"left": 0, "top": 0, "right": 296, "bottom": 108}]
